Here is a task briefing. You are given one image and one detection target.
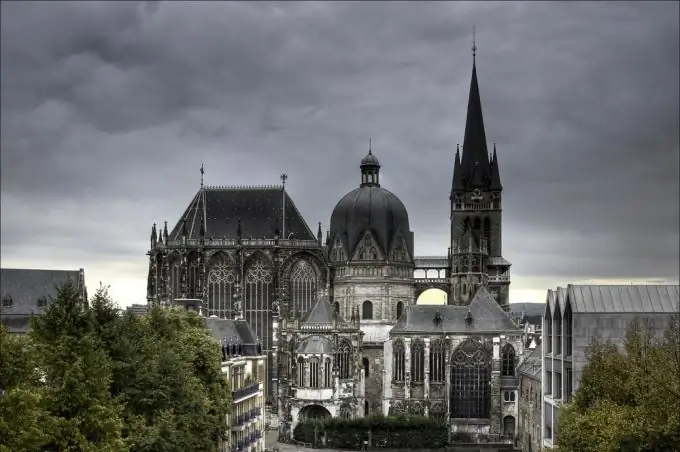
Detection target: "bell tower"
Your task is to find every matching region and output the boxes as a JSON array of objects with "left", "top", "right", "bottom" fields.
[{"left": 449, "top": 38, "right": 510, "bottom": 309}]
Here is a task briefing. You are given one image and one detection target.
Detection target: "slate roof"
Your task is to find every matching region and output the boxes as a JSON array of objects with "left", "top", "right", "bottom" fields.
[
  {"left": 296, "top": 335, "right": 334, "bottom": 354},
  {"left": 168, "top": 186, "right": 316, "bottom": 242},
  {"left": 301, "top": 296, "right": 345, "bottom": 324},
  {"left": 390, "top": 286, "right": 520, "bottom": 334},
  {"left": 203, "top": 317, "right": 261, "bottom": 356},
  {"left": 518, "top": 343, "right": 542, "bottom": 379},
  {"left": 1, "top": 268, "right": 86, "bottom": 333},
  {"left": 545, "top": 285, "right": 680, "bottom": 315}
]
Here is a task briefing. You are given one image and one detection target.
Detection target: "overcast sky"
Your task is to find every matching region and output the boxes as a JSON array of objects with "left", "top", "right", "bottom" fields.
[{"left": 2, "top": 1, "right": 678, "bottom": 307}]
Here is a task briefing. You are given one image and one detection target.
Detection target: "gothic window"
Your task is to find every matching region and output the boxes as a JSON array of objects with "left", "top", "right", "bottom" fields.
[
  {"left": 502, "top": 345, "right": 516, "bottom": 377},
  {"left": 245, "top": 259, "right": 274, "bottom": 396},
  {"left": 2, "top": 295, "right": 12, "bottom": 307},
  {"left": 289, "top": 260, "right": 318, "bottom": 314},
  {"left": 309, "top": 357, "right": 320, "bottom": 388},
  {"left": 370, "top": 247, "right": 378, "bottom": 260},
  {"left": 393, "top": 339, "right": 405, "bottom": 382},
  {"left": 430, "top": 338, "right": 445, "bottom": 382},
  {"left": 206, "top": 253, "right": 236, "bottom": 319},
  {"left": 473, "top": 217, "right": 481, "bottom": 233},
  {"left": 358, "top": 247, "right": 366, "bottom": 260},
  {"left": 324, "top": 358, "right": 332, "bottom": 387},
  {"left": 297, "top": 357, "right": 305, "bottom": 387},
  {"left": 336, "top": 339, "right": 352, "bottom": 379},
  {"left": 362, "top": 300, "right": 373, "bottom": 320},
  {"left": 364, "top": 400, "right": 369, "bottom": 416},
  {"left": 396, "top": 301, "right": 404, "bottom": 320},
  {"left": 362, "top": 357, "right": 370, "bottom": 378},
  {"left": 168, "top": 253, "right": 182, "bottom": 299},
  {"left": 411, "top": 340, "right": 425, "bottom": 383},
  {"left": 187, "top": 252, "right": 199, "bottom": 298},
  {"left": 450, "top": 339, "right": 491, "bottom": 419}
]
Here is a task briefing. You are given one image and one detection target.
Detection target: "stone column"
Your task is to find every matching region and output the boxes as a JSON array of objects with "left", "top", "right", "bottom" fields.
[{"left": 424, "top": 338, "right": 430, "bottom": 416}]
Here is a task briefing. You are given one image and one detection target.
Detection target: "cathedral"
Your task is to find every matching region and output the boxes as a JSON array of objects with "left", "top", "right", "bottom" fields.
[{"left": 147, "top": 51, "right": 523, "bottom": 439}]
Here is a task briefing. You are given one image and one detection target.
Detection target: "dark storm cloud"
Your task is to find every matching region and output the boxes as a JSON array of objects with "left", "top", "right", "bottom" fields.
[{"left": 1, "top": 1, "right": 678, "bottom": 304}]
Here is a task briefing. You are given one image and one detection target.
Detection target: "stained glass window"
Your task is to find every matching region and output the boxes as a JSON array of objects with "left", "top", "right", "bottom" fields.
[
  {"left": 430, "top": 338, "right": 445, "bottom": 382},
  {"left": 450, "top": 339, "right": 491, "bottom": 419},
  {"left": 411, "top": 340, "right": 425, "bottom": 382},
  {"left": 393, "top": 339, "right": 405, "bottom": 382}
]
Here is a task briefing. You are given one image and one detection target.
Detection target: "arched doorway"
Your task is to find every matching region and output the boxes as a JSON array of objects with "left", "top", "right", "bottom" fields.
[
  {"left": 299, "top": 404, "right": 332, "bottom": 421},
  {"left": 416, "top": 288, "right": 447, "bottom": 305},
  {"left": 503, "top": 415, "right": 516, "bottom": 439}
]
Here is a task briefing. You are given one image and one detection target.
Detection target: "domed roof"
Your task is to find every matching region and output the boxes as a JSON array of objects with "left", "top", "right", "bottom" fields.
[{"left": 329, "top": 149, "right": 412, "bottom": 258}]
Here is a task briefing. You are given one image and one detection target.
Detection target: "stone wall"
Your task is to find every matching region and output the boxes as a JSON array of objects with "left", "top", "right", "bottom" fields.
[{"left": 362, "top": 345, "right": 384, "bottom": 415}]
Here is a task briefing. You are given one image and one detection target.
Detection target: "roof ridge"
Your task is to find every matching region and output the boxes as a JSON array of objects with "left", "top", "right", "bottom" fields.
[{"left": 204, "top": 184, "right": 283, "bottom": 191}]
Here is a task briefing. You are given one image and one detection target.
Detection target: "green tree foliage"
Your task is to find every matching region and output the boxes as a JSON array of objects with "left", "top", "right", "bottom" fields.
[
  {"left": 557, "top": 315, "right": 680, "bottom": 452},
  {"left": 0, "top": 282, "right": 231, "bottom": 452}
]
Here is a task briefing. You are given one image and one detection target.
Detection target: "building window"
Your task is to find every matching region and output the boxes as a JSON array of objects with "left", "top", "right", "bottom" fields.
[
  {"left": 289, "top": 260, "right": 318, "bottom": 314},
  {"left": 503, "top": 391, "right": 516, "bottom": 402},
  {"left": 297, "top": 357, "right": 305, "bottom": 387},
  {"left": 566, "top": 368, "right": 573, "bottom": 401},
  {"left": 187, "top": 252, "right": 199, "bottom": 298},
  {"left": 309, "top": 357, "right": 320, "bottom": 388},
  {"left": 554, "top": 305, "right": 562, "bottom": 355},
  {"left": 450, "top": 339, "right": 491, "bottom": 419},
  {"left": 396, "top": 301, "right": 404, "bottom": 320},
  {"left": 393, "top": 340, "right": 405, "bottom": 382},
  {"left": 565, "top": 302, "right": 573, "bottom": 356},
  {"left": 324, "top": 358, "right": 332, "bottom": 387},
  {"left": 362, "top": 357, "right": 370, "bottom": 378},
  {"left": 430, "top": 338, "right": 445, "bottom": 382},
  {"left": 362, "top": 300, "right": 373, "bottom": 320},
  {"left": 411, "top": 340, "right": 425, "bottom": 383},
  {"left": 555, "top": 371, "right": 562, "bottom": 400},
  {"left": 336, "top": 339, "right": 352, "bottom": 379},
  {"left": 545, "top": 371, "right": 552, "bottom": 395},
  {"left": 333, "top": 302, "right": 340, "bottom": 314},
  {"left": 501, "top": 344, "right": 516, "bottom": 377},
  {"left": 545, "top": 424, "right": 552, "bottom": 440},
  {"left": 206, "top": 253, "right": 236, "bottom": 318},
  {"left": 370, "top": 247, "right": 378, "bottom": 260},
  {"left": 545, "top": 309, "right": 552, "bottom": 354}
]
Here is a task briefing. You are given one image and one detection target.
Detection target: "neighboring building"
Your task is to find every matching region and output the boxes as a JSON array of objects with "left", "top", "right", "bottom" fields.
[
  {"left": 541, "top": 284, "right": 680, "bottom": 449},
  {"left": 0, "top": 268, "right": 87, "bottom": 334},
  {"left": 384, "top": 287, "right": 523, "bottom": 439},
  {"left": 205, "top": 316, "right": 267, "bottom": 452},
  {"left": 278, "top": 295, "right": 365, "bottom": 436},
  {"left": 125, "top": 303, "right": 149, "bottom": 317},
  {"left": 518, "top": 344, "right": 541, "bottom": 452}
]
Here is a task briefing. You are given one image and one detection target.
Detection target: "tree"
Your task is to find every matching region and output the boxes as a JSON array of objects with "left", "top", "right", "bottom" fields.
[{"left": 557, "top": 314, "right": 680, "bottom": 452}]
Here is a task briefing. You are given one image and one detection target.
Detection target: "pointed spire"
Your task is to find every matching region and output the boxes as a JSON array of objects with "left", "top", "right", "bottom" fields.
[
  {"left": 163, "top": 221, "right": 168, "bottom": 243},
  {"left": 459, "top": 40, "right": 492, "bottom": 190},
  {"left": 489, "top": 142, "right": 503, "bottom": 191},
  {"left": 157, "top": 229, "right": 162, "bottom": 245},
  {"left": 451, "top": 144, "right": 464, "bottom": 196},
  {"left": 317, "top": 222, "right": 323, "bottom": 246},
  {"left": 151, "top": 223, "right": 157, "bottom": 242}
]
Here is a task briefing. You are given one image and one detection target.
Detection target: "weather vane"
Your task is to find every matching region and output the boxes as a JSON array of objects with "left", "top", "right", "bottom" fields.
[{"left": 472, "top": 25, "right": 477, "bottom": 60}]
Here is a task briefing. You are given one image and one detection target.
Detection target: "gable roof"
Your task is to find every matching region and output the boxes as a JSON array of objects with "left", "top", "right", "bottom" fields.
[
  {"left": 518, "top": 343, "right": 542, "bottom": 378},
  {"left": 566, "top": 284, "right": 679, "bottom": 314},
  {"left": 168, "top": 186, "right": 316, "bottom": 242},
  {"left": 1, "top": 268, "right": 87, "bottom": 334},
  {"left": 203, "top": 317, "right": 260, "bottom": 356},
  {"left": 301, "top": 295, "right": 345, "bottom": 324},
  {"left": 390, "top": 286, "right": 519, "bottom": 334}
]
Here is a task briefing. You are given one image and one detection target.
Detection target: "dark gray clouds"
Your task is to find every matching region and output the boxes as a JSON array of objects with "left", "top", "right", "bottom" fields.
[{"left": 2, "top": 1, "right": 678, "bottom": 305}]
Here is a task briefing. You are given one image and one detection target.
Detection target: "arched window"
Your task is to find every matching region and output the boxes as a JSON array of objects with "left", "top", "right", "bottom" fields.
[
  {"left": 362, "top": 300, "right": 373, "bottom": 320},
  {"left": 362, "top": 357, "right": 370, "bottom": 378},
  {"left": 450, "top": 340, "right": 491, "bottom": 419},
  {"left": 297, "top": 357, "right": 305, "bottom": 387},
  {"left": 411, "top": 340, "right": 425, "bottom": 382},
  {"left": 393, "top": 340, "right": 405, "bottom": 382},
  {"left": 336, "top": 339, "right": 352, "bottom": 379},
  {"left": 396, "top": 301, "right": 404, "bottom": 320},
  {"left": 206, "top": 252, "right": 236, "bottom": 318},
  {"left": 244, "top": 258, "right": 274, "bottom": 397},
  {"left": 187, "top": 252, "right": 199, "bottom": 298},
  {"left": 290, "top": 260, "right": 318, "bottom": 314},
  {"left": 309, "top": 357, "right": 320, "bottom": 388},
  {"left": 430, "top": 338, "right": 445, "bottom": 382},
  {"left": 333, "top": 302, "right": 340, "bottom": 314},
  {"left": 358, "top": 247, "right": 366, "bottom": 260},
  {"left": 503, "top": 416, "right": 516, "bottom": 439},
  {"left": 370, "top": 247, "right": 378, "bottom": 260},
  {"left": 501, "top": 345, "right": 516, "bottom": 377},
  {"left": 324, "top": 358, "right": 332, "bottom": 387}
]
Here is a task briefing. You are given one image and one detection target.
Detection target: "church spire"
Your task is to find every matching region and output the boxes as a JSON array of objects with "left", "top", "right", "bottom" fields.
[
  {"left": 450, "top": 144, "right": 464, "bottom": 198},
  {"left": 489, "top": 143, "right": 503, "bottom": 191},
  {"left": 459, "top": 30, "right": 492, "bottom": 190}
]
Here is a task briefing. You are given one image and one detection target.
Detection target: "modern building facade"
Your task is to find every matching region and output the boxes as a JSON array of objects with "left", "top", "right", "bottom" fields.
[
  {"left": 205, "top": 317, "right": 267, "bottom": 452},
  {"left": 541, "top": 284, "right": 680, "bottom": 449},
  {"left": 0, "top": 268, "right": 87, "bottom": 334}
]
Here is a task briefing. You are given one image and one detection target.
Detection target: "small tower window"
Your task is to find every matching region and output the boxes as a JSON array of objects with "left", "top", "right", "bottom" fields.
[
  {"left": 362, "top": 357, "right": 370, "bottom": 378},
  {"left": 362, "top": 300, "right": 373, "bottom": 320},
  {"left": 396, "top": 301, "right": 404, "bottom": 320},
  {"left": 2, "top": 295, "right": 12, "bottom": 307}
]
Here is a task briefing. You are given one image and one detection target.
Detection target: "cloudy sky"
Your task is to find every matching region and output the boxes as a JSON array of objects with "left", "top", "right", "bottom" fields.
[{"left": 2, "top": 1, "right": 678, "bottom": 307}]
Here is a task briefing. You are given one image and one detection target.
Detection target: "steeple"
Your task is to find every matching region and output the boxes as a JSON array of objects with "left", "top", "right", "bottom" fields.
[
  {"left": 459, "top": 34, "right": 492, "bottom": 190},
  {"left": 360, "top": 139, "right": 380, "bottom": 187},
  {"left": 489, "top": 143, "right": 503, "bottom": 191},
  {"left": 451, "top": 144, "right": 464, "bottom": 196}
]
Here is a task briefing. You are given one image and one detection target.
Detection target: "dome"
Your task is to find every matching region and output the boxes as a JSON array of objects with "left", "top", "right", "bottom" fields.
[{"left": 329, "top": 150, "right": 412, "bottom": 258}]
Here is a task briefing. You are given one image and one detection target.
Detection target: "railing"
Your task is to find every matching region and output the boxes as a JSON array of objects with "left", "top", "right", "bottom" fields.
[
  {"left": 414, "top": 278, "right": 448, "bottom": 284},
  {"left": 233, "top": 430, "right": 263, "bottom": 451},
  {"left": 159, "top": 238, "right": 319, "bottom": 248},
  {"left": 232, "top": 382, "right": 260, "bottom": 400}
]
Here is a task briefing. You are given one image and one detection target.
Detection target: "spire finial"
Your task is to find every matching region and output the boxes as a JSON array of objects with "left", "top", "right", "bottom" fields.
[
  {"left": 369, "top": 137, "right": 372, "bottom": 155},
  {"left": 472, "top": 25, "right": 477, "bottom": 61},
  {"left": 200, "top": 163, "right": 204, "bottom": 188}
]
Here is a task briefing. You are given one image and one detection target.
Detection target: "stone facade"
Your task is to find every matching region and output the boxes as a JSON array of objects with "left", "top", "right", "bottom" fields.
[{"left": 518, "top": 345, "right": 541, "bottom": 452}]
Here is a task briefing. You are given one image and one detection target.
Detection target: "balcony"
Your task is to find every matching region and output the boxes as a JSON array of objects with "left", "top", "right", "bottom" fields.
[
  {"left": 232, "top": 430, "right": 262, "bottom": 452},
  {"left": 232, "top": 382, "right": 260, "bottom": 401},
  {"left": 231, "top": 408, "right": 262, "bottom": 431}
]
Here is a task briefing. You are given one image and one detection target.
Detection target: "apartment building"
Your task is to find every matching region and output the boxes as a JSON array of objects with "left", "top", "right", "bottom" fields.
[{"left": 541, "top": 284, "right": 679, "bottom": 449}]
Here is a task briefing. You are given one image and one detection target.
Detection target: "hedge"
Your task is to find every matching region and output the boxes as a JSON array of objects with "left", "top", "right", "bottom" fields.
[{"left": 294, "top": 415, "right": 448, "bottom": 449}]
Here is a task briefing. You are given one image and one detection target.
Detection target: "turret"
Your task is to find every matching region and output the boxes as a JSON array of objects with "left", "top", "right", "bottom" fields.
[{"left": 150, "top": 223, "right": 157, "bottom": 248}]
